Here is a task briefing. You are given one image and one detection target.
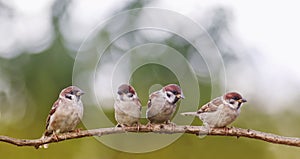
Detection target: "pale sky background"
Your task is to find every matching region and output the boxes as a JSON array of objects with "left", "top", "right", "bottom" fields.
[{"left": 1, "top": 0, "right": 300, "bottom": 112}]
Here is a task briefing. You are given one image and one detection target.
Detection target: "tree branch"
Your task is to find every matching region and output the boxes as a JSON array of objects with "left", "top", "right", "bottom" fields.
[{"left": 1, "top": 125, "right": 300, "bottom": 148}]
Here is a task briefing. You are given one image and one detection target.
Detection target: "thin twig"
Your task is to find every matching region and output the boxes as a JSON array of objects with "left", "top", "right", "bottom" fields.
[{"left": 0, "top": 125, "right": 299, "bottom": 148}]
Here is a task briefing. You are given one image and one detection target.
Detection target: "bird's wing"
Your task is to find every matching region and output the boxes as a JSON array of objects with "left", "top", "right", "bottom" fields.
[
  {"left": 45, "top": 98, "right": 61, "bottom": 130},
  {"left": 197, "top": 97, "right": 222, "bottom": 113},
  {"left": 147, "top": 91, "right": 160, "bottom": 109}
]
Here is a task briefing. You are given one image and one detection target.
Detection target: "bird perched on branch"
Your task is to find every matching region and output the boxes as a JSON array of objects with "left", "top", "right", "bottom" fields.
[
  {"left": 181, "top": 92, "right": 247, "bottom": 128},
  {"left": 37, "top": 86, "right": 84, "bottom": 148},
  {"left": 114, "top": 84, "right": 142, "bottom": 127},
  {"left": 146, "top": 84, "right": 184, "bottom": 125}
]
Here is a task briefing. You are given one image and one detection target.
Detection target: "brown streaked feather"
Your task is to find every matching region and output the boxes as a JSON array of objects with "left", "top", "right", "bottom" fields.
[
  {"left": 147, "top": 92, "right": 159, "bottom": 108},
  {"left": 211, "top": 97, "right": 223, "bottom": 105},
  {"left": 197, "top": 97, "right": 222, "bottom": 113},
  {"left": 45, "top": 99, "right": 60, "bottom": 130}
]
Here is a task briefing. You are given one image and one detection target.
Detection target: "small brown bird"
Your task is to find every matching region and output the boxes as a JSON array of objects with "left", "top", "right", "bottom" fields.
[
  {"left": 114, "top": 84, "right": 142, "bottom": 127},
  {"left": 146, "top": 84, "right": 184, "bottom": 124},
  {"left": 181, "top": 92, "right": 247, "bottom": 128},
  {"left": 38, "top": 86, "right": 84, "bottom": 148}
]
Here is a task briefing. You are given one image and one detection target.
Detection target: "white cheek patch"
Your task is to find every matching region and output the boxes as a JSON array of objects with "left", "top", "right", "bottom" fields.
[
  {"left": 223, "top": 98, "right": 236, "bottom": 109},
  {"left": 228, "top": 101, "right": 240, "bottom": 109},
  {"left": 70, "top": 95, "right": 76, "bottom": 100},
  {"left": 67, "top": 94, "right": 77, "bottom": 101},
  {"left": 165, "top": 92, "right": 175, "bottom": 103},
  {"left": 65, "top": 94, "right": 73, "bottom": 100},
  {"left": 229, "top": 103, "right": 237, "bottom": 109},
  {"left": 131, "top": 94, "right": 137, "bottom": 100}
]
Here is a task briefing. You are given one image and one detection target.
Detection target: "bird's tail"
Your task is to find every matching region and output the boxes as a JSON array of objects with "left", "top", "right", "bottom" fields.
[{"left": 180, "top": 112, "right": 198, "bottom": 116}]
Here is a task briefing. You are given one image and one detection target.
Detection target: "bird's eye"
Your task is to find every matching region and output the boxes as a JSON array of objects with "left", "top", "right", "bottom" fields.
[{"left": 229, "top": 101, "right": 235, "bottom": 104}]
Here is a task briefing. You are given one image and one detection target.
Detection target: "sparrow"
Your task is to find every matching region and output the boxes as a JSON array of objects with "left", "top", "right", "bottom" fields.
[
  {"left": 37, "top": 86, "right": 84, "bottom": 148},
  {"left": 114, "top": 84, "right": 142, "bottom": 127},
  {"left": 146, "top": 84, "right": 184, "bottom": 125},
  {"left": 181, "top": 92, "right": 247, "bottom": 128}
]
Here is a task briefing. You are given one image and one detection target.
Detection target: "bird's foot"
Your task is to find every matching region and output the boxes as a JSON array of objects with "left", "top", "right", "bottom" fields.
[
  {"left": 223, "top": 126, "right": 230, "bottom": 135},
  {"left": 166, "top": 120, "right": 176, "bottom": 130},
  {"left": 146, "top": 122, "right": 154, "bottom": 129},
  {"left": 71, "top": 128, "right": 82, "bottom": 134},
  {"left": 52, "top": 132, "right": 59, "bottom": 142}
]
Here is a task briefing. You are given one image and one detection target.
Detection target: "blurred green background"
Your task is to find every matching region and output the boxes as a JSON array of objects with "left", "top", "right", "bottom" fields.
[{"left": 1, "top": 0, "right": 300, "bottom": 158}]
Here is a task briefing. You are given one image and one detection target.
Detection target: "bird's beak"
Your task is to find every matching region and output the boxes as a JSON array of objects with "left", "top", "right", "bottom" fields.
[
  {"left": 239, "top": 98, "right": 247, "bottom": 103},
  {"left": 177, "top": 94, "right": 185, "bottom": 99}
]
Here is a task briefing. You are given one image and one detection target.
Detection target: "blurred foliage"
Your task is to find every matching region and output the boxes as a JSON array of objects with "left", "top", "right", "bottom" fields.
[{"left": 0, "top": 0, "right": 300, "bottom": 159}]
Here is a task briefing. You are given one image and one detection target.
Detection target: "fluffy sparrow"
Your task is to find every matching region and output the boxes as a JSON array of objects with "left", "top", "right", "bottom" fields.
[
  {"left": 181, "top": 92, "right": 247, "bottom": 128},
  {"left": 114, "top": 84, "right": 142, "bottom": 127},
  {"left": 37, "top": 86, "right": 84, "bottom": 148},
  {"left": 146, "top": 84, "right": 184, "bottom": 124}
]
